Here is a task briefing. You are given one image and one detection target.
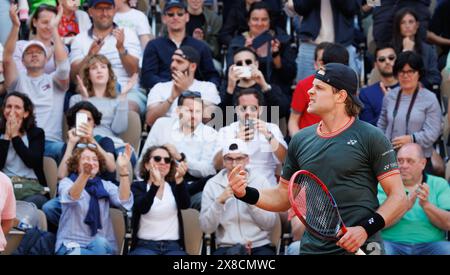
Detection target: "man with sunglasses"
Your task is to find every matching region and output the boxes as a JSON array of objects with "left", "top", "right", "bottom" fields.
[
  {"left": 200, "top": 138, "right": 277, "bottom": 255},
  {"left": 146, "top": 45, "right": 220, "bottom": 126},
  {"left": 215, "top": 88, "right": 287, "bottom": 187},
  {"left": 140, "top": 90, "right": 217, "bottom": 210},
  {"left": 221, "top": 47, "right": 289, "bottom": 124},
  {"left": 69, "top": 0, "right": 144, "bottom": 115},
  {"left": 359, "top": 44, "right": 399, "bottom": 126},
  {"left": 141, "top": 0, "right": 220, "bottom": 91}
]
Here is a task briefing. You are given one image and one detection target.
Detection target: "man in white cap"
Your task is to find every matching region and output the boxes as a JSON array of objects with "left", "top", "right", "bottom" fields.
[
  {"left": 3, "top": 3, "right": 69, "bottom": 163},
  {"left": 199, "top": 138, "right": 277, "bottom": 255}
]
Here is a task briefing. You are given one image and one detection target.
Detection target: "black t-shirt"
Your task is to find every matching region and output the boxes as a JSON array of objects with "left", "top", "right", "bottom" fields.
[
  {"left": 281, "top": 118, "right": 399, "bottom": 254},
  {"left": 187, "top": 13, "right": 206, "bottom": 37}
]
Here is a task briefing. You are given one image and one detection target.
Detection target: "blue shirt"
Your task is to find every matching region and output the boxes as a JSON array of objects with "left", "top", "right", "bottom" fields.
[
  {"left": 359, "top": 82, "right": 398, "bottom": 126},
  {"left": 141, "top": 36, "right": 220, "bottom": 90},
  {"left": 55, "top": 177, "right": 133, "bottom": 254}
]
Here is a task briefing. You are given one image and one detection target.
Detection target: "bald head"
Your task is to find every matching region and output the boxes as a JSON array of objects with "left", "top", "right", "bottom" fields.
[{"left": 398, "top": 143, "right": 425, "bottom": 159}]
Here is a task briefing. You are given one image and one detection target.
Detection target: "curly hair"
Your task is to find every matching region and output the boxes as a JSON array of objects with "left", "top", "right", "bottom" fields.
[
  {"left": 79, "top": 54, "right": 117, "bottom": 98},
  {"left": 139, "top": 146, "right": 177, "bottom": 183},
  {"left": 0, "top": 92, "right": 37, "bottom": 135},
  {"left": 66, "top": 147, "right": 107, "bottom": 175},
  {"left": 66, "top": 101, "right": 103, "bottom": 128}
]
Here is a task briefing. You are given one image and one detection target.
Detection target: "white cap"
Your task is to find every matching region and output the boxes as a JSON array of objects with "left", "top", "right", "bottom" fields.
[
  {"left": 22, "top": 40, "right": 47, "bottom": 57},
  {"left": 222, "top": 139, "right": 249, "bottom": 157}
]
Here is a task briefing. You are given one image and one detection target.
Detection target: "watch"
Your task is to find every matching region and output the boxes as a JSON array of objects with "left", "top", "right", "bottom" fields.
[{"left": 119, "top": 49, "right": 128, "bottom": 57}]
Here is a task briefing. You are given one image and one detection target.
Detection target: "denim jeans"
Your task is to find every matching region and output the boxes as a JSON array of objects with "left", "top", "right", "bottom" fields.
[
  {"left": 384, "top": 240, "right": 450, "bottom": 255},
  {"left": 129, "top": 240, "right": 187, "bottom": 255},
  {"left": 44, "top": 140, "right": 65, "bottom": 165},
  {"left": 56, "top": 236, "right": 113, "bottom": 255},
  {"left": 42, "top": 197, "right": 61, "bottom": 227}
]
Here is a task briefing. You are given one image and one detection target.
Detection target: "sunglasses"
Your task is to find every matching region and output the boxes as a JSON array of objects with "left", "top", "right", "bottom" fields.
[
  {"left": 152, "top": 156, "right": 172, "bottom": 164},
  {"left": 166, "top": 11, "right": 185, "bottom": 17},
  {"left": 77, "top": 143, "right": 97, "bottom": 149},
  {"left": 181, "top": 90, "right": 201, "bottom": 98},
  {"left": 235, "top": 59, "right": 253, "bottom": 66},
  {"left": 377, "top": 55, "right": 396, "bottom": 63}
]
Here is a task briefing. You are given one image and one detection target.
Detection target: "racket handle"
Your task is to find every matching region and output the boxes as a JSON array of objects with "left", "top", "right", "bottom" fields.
[{"left": 355, "top": 248, "right": 366, "bottom": 255}]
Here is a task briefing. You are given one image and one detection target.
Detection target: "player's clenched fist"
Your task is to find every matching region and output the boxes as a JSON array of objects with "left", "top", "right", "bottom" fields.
[{"left": 228, "top": 164, "right": 248, "bottom": 198}]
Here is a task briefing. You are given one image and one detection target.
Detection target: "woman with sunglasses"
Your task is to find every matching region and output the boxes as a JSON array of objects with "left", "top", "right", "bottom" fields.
[
  {"left": 226, "top": 1, "right": 296, "bottom": 98},
  {"left": 13, "top": 4, "right": 67, "bottom": 74},
  {"left": 378, "top": 51, "right": 442, "bottom": 174},
  {"left": 0, "top": 92, "right": 48, "bottom": 209},
  {"left": 70, "top": 54, "right": 138, "bottom": 166},
  {"left": 391, "top": 7, "right": 441, "bottom": 91},
  {"left": 129, "top": 146, "right": 190, "bottom": 255},
  {"left": 55, "top": 144, "right": 133, "bottom": 255}
]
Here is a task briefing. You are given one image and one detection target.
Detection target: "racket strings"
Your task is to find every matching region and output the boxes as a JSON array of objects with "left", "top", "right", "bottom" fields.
[{"left": 293, "top": 174, "right": 341, "bottom": 238}]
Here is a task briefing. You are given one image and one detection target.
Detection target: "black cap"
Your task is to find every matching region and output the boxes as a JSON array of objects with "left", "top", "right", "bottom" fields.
[
  {"left": 174, "top": 46, "right": 200, "bottom": 65},
  {"left": 164, "top": 0, "right": 186, "bottom": 13},
  {"left": 314, "top": 63, "right": 363, "bottom": 108}
]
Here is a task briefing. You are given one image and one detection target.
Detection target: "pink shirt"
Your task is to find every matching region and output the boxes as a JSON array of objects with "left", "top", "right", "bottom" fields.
[{"left": 0, "top": 172, "right": 16, "bottom": 252}]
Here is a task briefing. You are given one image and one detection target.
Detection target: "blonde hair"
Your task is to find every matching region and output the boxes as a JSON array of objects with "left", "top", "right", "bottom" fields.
[{"left": 79, "top": 54, "right": 117, "bottom": 98}]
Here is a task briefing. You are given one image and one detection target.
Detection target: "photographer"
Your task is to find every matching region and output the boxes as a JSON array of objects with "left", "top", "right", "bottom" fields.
[{"left": 220, "top": 47, "right": 289, "bottom": 123}]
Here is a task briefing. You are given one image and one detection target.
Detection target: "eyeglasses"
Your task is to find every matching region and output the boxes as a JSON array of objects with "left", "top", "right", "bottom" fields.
[
  {"left": 224, "top": 156, "right": 247, "bottom": 163},
  {"left": 398, "top": 69, "right": 417, "bottom": 77},
  {"left": 377, "top": 55, "right": 396, "bottom": 63},
  {"left": 166, "top": 11, "right": 185, "bottom": 17},
  {"left": 152, "top": 156, "right": 172, "bottom": 164},
  {"left": 235, "top": 59, "right": 253, "bottom": 66},
  {"left": 181, "top": 91, "right": 201, "bottom": 98},
  {"left": 237, "top": 105, "right": 258, "bottom": 113},
  {"left": 77, "top": 143, "right": 97, "bottom": 149}
]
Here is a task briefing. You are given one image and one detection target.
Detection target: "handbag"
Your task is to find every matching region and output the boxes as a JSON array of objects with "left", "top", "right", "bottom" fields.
[{"left": 11, "top": 176, "right": 46, "bottom": 200}]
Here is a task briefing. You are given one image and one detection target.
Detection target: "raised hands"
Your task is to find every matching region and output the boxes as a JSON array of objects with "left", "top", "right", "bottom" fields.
[
  {"left": 5, "top": 113, "right": 22, "bottom": 139},
  {"left": 113, "top": 28, "right": 125, "bottom": 51},
  {"left": 117, "top": 143, "right": 132, "bottom": 172},
  {"left": 217, "top": 185, "right": 234, "bottom": 204},
  {"left": 174, "top": 161, "right": 188, "bottom": 184},
  {"left": 50, "top": 5, "right": 63, "bottom": 30},
  {"left": 9, "top": 3, "right": 20, "bottom": 28},
  {"left": 88, "top": 39, "right": 104, "bottom": 56},
  {"left": 118, "top": 73, "right": 138, "bottom": 100},
  {"left": 149, "top": 162, "right": 164, "bottom": 186},
  {"left": 76, "top": 74, "right": 90, "bottom": 99}
]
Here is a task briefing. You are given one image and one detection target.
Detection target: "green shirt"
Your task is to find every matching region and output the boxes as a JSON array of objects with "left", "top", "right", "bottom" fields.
[
  {"left": 29, "top": 0, "right": 86, "bottom": 14},
  {"left": 281, "top": 118, "right": 399, "bottom": 254},
  {"left": 378, "top": 174, "right": 450, "bottom": 244}
]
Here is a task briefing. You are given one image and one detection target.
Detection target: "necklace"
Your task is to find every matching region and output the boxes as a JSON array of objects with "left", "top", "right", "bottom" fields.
[{"left": 317, "top": 116, "right": 354, "bottom": 137}]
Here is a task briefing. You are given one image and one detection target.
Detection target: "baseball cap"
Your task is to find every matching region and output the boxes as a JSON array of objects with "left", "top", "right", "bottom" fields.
[
  {"left": 174, "top": 46, "right": 200, "bottom": 65},
  {"left": 89, "top": 0, "right": 114, "bottom": 7},
  {"left": 164, "top": 0, "right": 186, "bottom": 13},
  {"left": 22, "top": 40, "right": 48, "bottom": 57},
  {"left": 222, "top": 139, "right": 249, "bottom": 157},
  {"left": 314, "top": 63, "right": 363, "bottom": 108}
]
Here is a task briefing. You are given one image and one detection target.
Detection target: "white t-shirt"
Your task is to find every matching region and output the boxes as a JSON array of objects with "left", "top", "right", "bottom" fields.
[
  {"left": 137, "top": 182, "right": 179, "bottom": 241},
  {"left": 215, "top": 121, "right": 287, "bottom": 186},
  {"left": 1, "top": 135, "right": 38, "bottom": 179},
  {"left": 146, "top": 79, "right": 221, "bottom": 117},
  {"left": 69, "top": 26, "right": 141, "bottom": 89},
  {"left": 114, "top": 9, "right": 152, "bottom": 38},
  {"left": 7, "top": 59, "right": 70, "bottom": 142}
]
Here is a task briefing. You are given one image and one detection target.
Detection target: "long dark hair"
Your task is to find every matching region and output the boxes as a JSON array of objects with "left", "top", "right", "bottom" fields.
[
  {"left": 139, "top": 146, "right": 177, "bottom": 183},
  {"left": 0, "top": 92, "right": 37, "bottom": 134},
  {"left": 392, "top": 7, "right": 423, "bottom": 55},
  {"left": 30, "top": 4, "right": 58, "bottom": 35}
]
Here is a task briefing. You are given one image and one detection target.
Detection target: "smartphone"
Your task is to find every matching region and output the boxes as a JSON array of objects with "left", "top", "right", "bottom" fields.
[
  {"left": 76, "top": 112, "right": 88, "bottom": 136},
  {"left": 244, "top": 118, "right": 254, "bottom": 141},
  {"left": 235, "top": 66, "right": 252, "bottom": 79}
]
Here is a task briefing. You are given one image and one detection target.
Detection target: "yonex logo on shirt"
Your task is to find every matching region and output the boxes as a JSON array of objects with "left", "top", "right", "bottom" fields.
[{"left": 347, "top": 139, "right": 357, "bottom": 145}]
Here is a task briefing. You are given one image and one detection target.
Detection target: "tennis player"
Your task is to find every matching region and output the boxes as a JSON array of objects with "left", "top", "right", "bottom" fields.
[{"left": 229, "top": 63, "right": 408, "bottom": 255}]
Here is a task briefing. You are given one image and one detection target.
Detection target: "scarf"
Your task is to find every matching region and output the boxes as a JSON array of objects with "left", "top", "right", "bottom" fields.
[{"left": 69, "top": 173, "right": 110, "bottom": 236}]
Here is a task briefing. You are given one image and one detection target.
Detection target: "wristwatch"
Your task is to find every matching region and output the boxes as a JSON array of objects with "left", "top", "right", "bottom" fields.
[{"left": 119, "top": 49, "right": 128, "bottom": 57}]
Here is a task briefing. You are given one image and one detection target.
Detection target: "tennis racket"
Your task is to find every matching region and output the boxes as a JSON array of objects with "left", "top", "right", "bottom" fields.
[{"left": 288, "top": 170, "right": 366, "bottom": 255}]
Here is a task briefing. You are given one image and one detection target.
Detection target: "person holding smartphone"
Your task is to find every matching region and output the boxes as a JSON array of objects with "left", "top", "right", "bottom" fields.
[{"left": 221, "top": 46, "right": 289, "bottom": 123}]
